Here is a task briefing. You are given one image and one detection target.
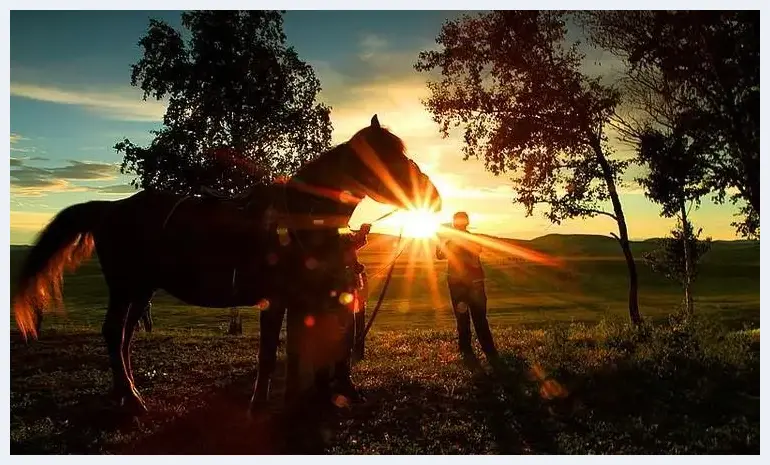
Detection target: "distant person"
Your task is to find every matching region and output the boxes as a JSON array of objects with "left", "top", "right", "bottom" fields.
[{"left": 436, "top": 212, "right": 499, "bottom": 363}]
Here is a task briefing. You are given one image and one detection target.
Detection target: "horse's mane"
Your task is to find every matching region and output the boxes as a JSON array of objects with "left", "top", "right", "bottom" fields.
[
  {"left": 350, "top": 124, "right": 407, "bottom": 155},
  {"left": 297, "top": 124, "right": 408, "bottom": 177}
]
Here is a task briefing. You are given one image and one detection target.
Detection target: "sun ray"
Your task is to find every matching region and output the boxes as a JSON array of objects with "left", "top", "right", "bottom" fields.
[
  {"left": 436, "top": 225, "right": 564, "bottom": 268},
  {"left": 402, "top": 239, "right": 419, "bottom": 310},
  {"left": 420, "top": 238, "right": 445, "bottom": 312}
]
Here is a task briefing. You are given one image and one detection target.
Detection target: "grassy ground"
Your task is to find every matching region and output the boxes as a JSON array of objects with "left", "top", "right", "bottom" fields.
[
  {"left": 10, "top": 322, "right": 760, "bottom": 454},
  {"left": 9, "top": 236, "right": 760, "bottom": 454}
]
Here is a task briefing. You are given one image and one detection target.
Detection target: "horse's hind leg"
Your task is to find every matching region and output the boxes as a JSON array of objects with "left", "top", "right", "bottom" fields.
[
  {"left": 102, "top": 293, "right": 146, "bottom": 414},
  {"left": 123, "top": 292, "right": 154, "bottom": 388},
  {"left": 250, "top": 303, "right": 285, "bottom": 411}
]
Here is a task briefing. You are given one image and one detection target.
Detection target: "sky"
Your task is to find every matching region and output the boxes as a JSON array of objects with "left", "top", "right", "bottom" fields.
[{"left": 8, "top": 10, "right": 749, "bottom": 244}]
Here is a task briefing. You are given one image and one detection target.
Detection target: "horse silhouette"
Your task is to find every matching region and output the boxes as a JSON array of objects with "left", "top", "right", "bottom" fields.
[{"left": 12, "top": 115, "right": 442, "bottom": 414}]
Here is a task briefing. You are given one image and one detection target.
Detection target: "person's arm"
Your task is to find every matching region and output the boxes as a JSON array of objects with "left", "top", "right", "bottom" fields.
[
  {"left": 436, "top": 240, "right": 448, "bottom": 260},
  {"left": 353, "top": 223, "right": 371, "bottom": 250}
]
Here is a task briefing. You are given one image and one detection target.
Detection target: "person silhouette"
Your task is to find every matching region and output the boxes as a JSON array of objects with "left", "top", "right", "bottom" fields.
[{"left": 436, "top": 212, "right": 499, "bottom": 363}]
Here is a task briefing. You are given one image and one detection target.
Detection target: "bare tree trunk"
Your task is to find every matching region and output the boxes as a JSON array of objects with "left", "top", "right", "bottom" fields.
[
  {"left": 593, "top": 139, "right": 643, "bottom": 326},
  {"left": 680, "top": 201, "right": 694, "bottom": 316}
]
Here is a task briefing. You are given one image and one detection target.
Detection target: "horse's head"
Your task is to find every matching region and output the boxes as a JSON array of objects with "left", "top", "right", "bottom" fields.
[
  {"left": 345, "top": 115, "right": 442, "bottom": 212},
  {"left": 293, "top": 115, "right": 442, "bottom": 213}
]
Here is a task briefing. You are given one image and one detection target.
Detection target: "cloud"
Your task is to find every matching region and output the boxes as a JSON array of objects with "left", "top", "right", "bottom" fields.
[
  {"left": 10, "top": 133, "right": 28, "bottom": 144},
  {"left": 10, "top": 82, "right": 167, "bottom": 122},
  {"left": 10, "top": 132, "right": 41, "bottom": 154},
  {"left": 95, "top": 184, "right": 139, "bottom": 194},
  {"left": 359, "top": 34, "right": 389, "bottom": 59},
  {"left": 10, "top": 158, "right": 123, "bottom": 197}
]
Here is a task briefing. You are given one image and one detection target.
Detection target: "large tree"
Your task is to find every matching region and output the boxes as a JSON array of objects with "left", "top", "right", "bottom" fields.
[
  {"left": 416, "top": 11, "right": 642, "bottom": 325},
  {"left": 115, "top": 11, "right": 333, "bottom": 196},
  {"left": 580, "top": 11, "right": 759, "bottom": 238},
  {"left": 636, "top": 118, "right": 711, "bottom": 315}
]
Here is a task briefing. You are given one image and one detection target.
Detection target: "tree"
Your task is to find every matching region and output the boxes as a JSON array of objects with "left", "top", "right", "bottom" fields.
[
  {"left": 580, "top": 11, "right": 759, "bottom": 238},
  {"left": 116, "top": 11, "right": 332, "bottom": 334},
  {"left": 115, "top": 11, "right": 333, "bottom": 196},
  {"left": 416, "top": 11, "right": 642, "bottom": 325},
  {"left": 636, "top": 120, "right": 711, "bottom": 315},
  {"left": 643, "top": 218, "right": 712, "bottom": 316}
]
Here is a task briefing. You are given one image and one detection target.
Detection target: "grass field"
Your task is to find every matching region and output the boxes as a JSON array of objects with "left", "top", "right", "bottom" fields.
[{"left": 9, "top": 234, "right": 761, "bottom": 454}]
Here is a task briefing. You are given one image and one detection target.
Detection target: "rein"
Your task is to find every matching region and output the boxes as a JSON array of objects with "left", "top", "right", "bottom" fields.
[{"left": 359, "top": 224, "right": 405, "bottom": 344}]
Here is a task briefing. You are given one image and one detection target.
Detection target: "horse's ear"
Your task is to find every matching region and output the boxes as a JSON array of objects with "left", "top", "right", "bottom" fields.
[{"left": 370, "top": 114, "right": 380, "bottom": 128}]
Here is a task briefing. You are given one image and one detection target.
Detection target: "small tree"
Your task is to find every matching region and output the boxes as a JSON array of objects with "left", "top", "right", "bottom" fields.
[
  {"left": 644, "top": 219, "right": 712, "bottom": 316},
  {"left": 636, "top": 119, "right": 711, "bottom": 315},
  {"left": 416, "top": 11, "right": 642, "bottom": 324}
]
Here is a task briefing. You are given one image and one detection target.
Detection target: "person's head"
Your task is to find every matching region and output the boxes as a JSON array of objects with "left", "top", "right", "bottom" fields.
[{"left": 452, "top": 211, "right": 470, "bottom": 230}]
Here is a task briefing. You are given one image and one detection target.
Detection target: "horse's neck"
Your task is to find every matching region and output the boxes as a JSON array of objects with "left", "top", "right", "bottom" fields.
[
  {"left": 292, "top": 143, "right": 364, "bottom": 195},
  {"left": 285, "top": 144, "right": 363, "bottom": 226},
  {"left": 282, "top": 184, "right": 358, "bottom": 223}
]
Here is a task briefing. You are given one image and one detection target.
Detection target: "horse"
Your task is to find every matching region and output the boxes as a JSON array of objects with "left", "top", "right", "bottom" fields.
[{"left": 12, "top": 115, "right": 442, "bottom": 415}]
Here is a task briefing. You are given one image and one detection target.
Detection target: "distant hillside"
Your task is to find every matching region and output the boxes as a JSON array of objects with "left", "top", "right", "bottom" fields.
[
  {"left": 10, "top": 233, "right": 759, "bottom": 263},
  {"left": 359, "top": 232, "right": 759, "bottom": 262}
]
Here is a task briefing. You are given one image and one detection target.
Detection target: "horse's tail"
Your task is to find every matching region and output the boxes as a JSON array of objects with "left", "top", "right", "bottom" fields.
[{"left": 13, "top": 201, "right": 111, "bottom": 340}]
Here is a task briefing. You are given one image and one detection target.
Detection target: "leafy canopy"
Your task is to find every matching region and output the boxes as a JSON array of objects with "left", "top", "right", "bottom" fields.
[
  {"left": 415, "top": 11, "right": 625, "bottom": 224},
  {"left": 115, "top": 11, "right": 332, "bottom": 195}
]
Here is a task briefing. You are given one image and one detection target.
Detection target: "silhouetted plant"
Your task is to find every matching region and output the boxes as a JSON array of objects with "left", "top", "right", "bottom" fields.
[
  {"left": 416, "top": 11, "right": 642, "bottom": 325},
  {"left": 580, "top": 11, "right": 759, "bottom": 238},
  {"left": 636, "top": 119, "right": 711, "bottom": 315},
  {"left": 643, "top": 219, "right": 712, "bottom": 316}
]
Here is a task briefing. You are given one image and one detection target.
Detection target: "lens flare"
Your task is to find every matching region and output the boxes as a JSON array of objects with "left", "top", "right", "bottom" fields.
[{"left": 389, "top": 209, "right": 440, "bottom": 239}]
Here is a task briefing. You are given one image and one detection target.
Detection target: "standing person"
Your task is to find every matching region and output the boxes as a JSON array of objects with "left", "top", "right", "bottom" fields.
[
  {"left": 322, "top": 223, "right": 371, "bottom": 402},
  {"left": 436, "top": 212, "right": 499, "bottom": 362}
]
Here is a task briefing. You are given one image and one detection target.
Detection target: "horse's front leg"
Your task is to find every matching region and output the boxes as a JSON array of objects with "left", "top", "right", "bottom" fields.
[{"left": 250, "top": 302, "right": 285, "bottom": 412}]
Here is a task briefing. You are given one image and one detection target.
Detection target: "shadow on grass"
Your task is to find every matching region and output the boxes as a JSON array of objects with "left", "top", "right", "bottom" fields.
[
  {"left": 11, "top": 327, "right": 760, "bottom": 454},
  {"left": 10, "top": 330, "right": 341, "bottom": 455}
]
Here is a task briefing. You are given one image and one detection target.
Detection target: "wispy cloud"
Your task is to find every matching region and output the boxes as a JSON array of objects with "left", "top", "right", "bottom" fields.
[
  {"left": 10, "top": 82, "right": 167, "bottom": 122},
  {"left": 359, "top": 34, "right": 389, "bottom": 59},
  {"left": 95, "top": 184, "right": 139, "bottom": 194},
  {"left": 10, "top": 132, "right": 28, "bottom": 145},
  {"left": 10, "top": 131, "right": 41, "bottom": 154},
  {"left": 9, "top": 158, "right": 133, "bottom": 197}
]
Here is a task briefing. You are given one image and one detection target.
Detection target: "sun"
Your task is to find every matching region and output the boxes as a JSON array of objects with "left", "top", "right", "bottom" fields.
[{"left": 395, "top": 209, "right": 441, "bottom": 239}]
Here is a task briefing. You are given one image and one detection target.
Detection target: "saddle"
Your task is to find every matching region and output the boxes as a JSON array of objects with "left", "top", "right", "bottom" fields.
[{"left": 198, "top": 185, "right": 261, "bottom": 211}]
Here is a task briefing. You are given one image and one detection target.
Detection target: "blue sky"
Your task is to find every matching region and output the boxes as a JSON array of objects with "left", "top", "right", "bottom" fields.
[{"left": 9, "top": 10, "right": 746, "bottom": 244}]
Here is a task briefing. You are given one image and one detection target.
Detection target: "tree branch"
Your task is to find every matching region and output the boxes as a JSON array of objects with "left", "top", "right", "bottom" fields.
[{"left": 580, "top": 208, "right": 618, "bottom": 221}]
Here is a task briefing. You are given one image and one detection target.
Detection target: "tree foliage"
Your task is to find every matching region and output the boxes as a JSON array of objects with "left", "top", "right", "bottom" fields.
[
  {"left": 644, "top": 219, "right": 712, "bottom": 289},
  {"left": 635, "top": 120, "right": 711, "bottom": 218},
  {"left": 115, "top": 11, "right": 333, "bottom": 195},
  {"left": 416, "top": 11, "right": 642, "bottom": 324},
  {"left": 580, "top": 11, "right": 759, "bottom": 238},
  {"left": 416, "top": 11, "right": 626, "bottom": 224}
]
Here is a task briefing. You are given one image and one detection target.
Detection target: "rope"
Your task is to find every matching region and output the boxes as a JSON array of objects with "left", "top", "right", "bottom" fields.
[{"left": 360, "top": 225, "right": 405, "bottom": 342}]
